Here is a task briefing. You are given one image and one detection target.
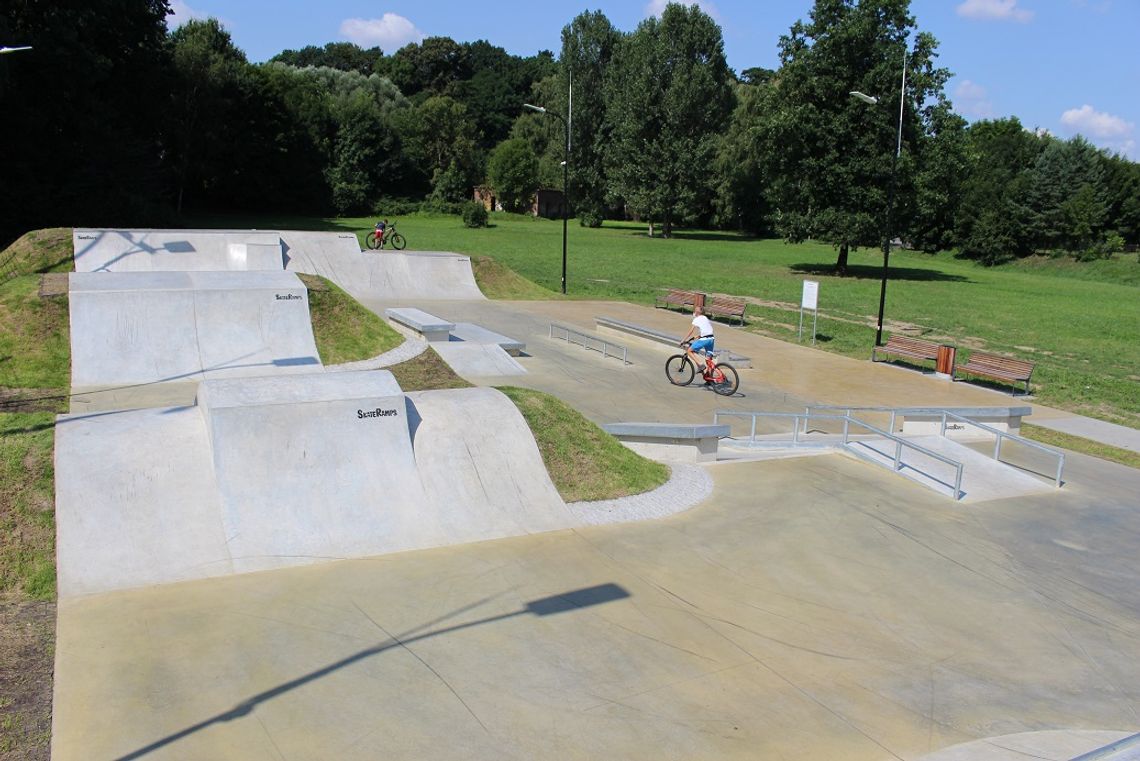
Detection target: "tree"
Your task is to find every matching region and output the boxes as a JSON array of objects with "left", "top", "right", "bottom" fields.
[
  {"left": 955, "top": 118, "right": 1041, "bottom": 263},
  {"left": 755, "top": 0, "right": 952, "bottom": 272},
  {"left": 714, "top": 80, "right": 776, "bottom": 234},
  {"left": 604, "top": 3, "right": 733, "bottom": 237},
  {"left": 488, "top": 138, "right": 539, "bottom": 212},
  {"left": 1, "top": 0, "right": 173, "bottom": 240},
  {"left": 560, "top": 11, "right": 621, "bottom": 226},
  {"left": 393, "top": 95, "right": 479, "bottom": 198},
  {"left": 271, "top": 42, "right": 383, "bottom": 75},
  {"left": 1014, "top": 136, "right": 1108, "bottom": 254}
]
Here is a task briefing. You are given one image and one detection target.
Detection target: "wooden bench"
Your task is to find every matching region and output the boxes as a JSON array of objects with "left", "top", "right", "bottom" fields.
[
  {"left": 954, "top": 351, "right": 1035, "bottom": 395},
  {"left": 704, "top": 295, "right": 747, "bottom": 326},
  {"left": 654, "top": 288, "right": 703, "bottom": 313},
  {"left": 871, "top": 335, "right": 940, "bottom": 371}
]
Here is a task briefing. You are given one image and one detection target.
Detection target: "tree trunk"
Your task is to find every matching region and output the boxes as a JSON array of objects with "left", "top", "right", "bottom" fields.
[
  {"left": 648, "top": 221, "right": 654, "bottom": 238},
  {"left": 835, "top": 243, "right": 849, "bottom": 274}
]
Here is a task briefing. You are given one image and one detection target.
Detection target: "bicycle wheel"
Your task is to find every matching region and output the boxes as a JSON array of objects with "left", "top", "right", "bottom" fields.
[
  {"left": 709, "top": 362, "right": 739, "bottom": 396},
  {"left": 366, "top": 231, "right": 381, "bottom": 250},
  {"left": 665, "top": 355, "right": 695, "bottom": 386},
  {"left": 390, "top": 232, "right": 406, "bottom": 250}
]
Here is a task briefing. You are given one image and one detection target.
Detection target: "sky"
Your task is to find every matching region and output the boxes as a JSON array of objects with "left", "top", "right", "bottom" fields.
[{"left": 168, "top": 0, "right": 1139, "bottom": 159}]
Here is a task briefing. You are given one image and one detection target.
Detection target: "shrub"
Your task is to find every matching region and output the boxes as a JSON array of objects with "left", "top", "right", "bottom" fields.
[
  {"left": 462, "top": 202, "right": 489, "bottom": 228},
  {"left": 578, "top": 210, "right": 603, "bottom": 228}
]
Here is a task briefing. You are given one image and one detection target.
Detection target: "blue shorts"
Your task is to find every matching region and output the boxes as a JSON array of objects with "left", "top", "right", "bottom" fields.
[{"left": 691, "top": 337, "right": 714, "bottom": 355}]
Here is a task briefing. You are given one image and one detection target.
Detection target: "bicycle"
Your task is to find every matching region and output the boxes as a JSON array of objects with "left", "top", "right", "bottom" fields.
[
  {"left": 665, "top": 340, "right": 740, "bottom": 396},
  {"left": 365, "top": 221, "right": 406, "bottom": 251}
]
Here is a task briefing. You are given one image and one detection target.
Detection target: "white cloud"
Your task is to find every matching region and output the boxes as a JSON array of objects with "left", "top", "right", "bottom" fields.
[
  {"left": 956, "top": 0, "right": 1034, "bottom": 22},
  {"left": 1060, "top": 104, "right": 1134, "bottom": 138},
  {"left": 645, "top": 0, "right": 721, "bottom": 21},
  {"left": 954, "top": 79, "right": 994, "bottom": 118},
  {"left": 1060, "top": 104, "right": 1136, "bottom": 157},
  {"left": 167, "top": 0, "right": 205, "bottom": 30},
  {"left": 340, "top": 14, "right": 424, "bottom": 51}
]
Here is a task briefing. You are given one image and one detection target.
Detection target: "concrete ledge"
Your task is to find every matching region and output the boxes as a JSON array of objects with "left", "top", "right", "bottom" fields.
[
  {"left": 899, "top": 406, "right": 1032, "bottom": 437},
  {"left": 385, "top": 307, "right": 455, "bottom": 342},
  {"left": 603, "top": 422, "right": 730, "bottom": 463},
  {"left": 452, "top": 322, "right": 525, "bottom": 355},
  {"left": 596, "top": 315, "right": 752, "bottom": 368}
]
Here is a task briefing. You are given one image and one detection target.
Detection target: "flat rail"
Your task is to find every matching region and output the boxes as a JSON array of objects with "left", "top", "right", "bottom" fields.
[{"left": 549, "top": 323, "right": 630, "bottom": 365}]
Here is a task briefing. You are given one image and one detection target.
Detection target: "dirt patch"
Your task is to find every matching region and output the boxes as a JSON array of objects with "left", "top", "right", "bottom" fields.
[
  {"left": 36, "top": 275, "right": 68, "bottom": 299},
  {"left": 0, "top": 390, "right": 67, "bottom": 416},
  {"left": 0, "top": 599, "right": 54, "bottom": 760}
]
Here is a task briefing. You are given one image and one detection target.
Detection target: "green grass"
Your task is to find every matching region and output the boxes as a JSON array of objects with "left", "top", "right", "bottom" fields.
[
  {"left": 309, "top": 212, "right": 1137, "bottom": 430},
  {"left": 0, "top": 413, "right": 57, "bottom": 600},
  {"left": 497, "top": 386, "right": 670, "bottom": 502},
  {"left": 298, "top": 274, "right": 403, "bottom": 364}
]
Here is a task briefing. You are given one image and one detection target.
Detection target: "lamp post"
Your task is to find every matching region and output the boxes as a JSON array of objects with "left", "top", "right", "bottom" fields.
[
  {"left": 850, "top": 47, "right": 906, "bottom": 347},
  {"left": 523, "top": 103, "right": 569, "bottom": 294}
]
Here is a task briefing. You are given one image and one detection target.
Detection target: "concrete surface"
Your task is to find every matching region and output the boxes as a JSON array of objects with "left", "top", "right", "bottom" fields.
[
  {"left": 74, "top": 228, "right": 284, "bottom": 272},
  {"left": 52, "top": 453, "right": 1140, "bottom": 760},
  {"left": 68, "top": 270, "right": 320, "bottom": 389},
  {"left": 53, "top": 235, "right": 1140, "bottom": 760}
]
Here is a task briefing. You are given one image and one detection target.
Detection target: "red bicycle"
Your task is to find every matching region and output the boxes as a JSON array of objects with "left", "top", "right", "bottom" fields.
[{"left": 665, "top": 340, "right": 739, "bottom": 396}]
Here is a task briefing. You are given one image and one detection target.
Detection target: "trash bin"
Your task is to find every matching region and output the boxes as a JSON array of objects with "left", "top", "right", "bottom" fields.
[
  {"left": 936, "top": 345, "right": 956, "bottom": 376},
  {"left": 693, "top": 292, "right": 706, "bottom": 311}
]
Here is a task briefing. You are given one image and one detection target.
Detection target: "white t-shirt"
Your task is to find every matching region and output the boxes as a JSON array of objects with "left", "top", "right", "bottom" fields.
[{"left": 692, "top": 314, "right": 714, "bottom": 338}]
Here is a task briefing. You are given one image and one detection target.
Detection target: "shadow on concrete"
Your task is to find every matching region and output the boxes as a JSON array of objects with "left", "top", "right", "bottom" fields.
[{"left": 113, "top": 583, "right": 630, "bottom": 761}]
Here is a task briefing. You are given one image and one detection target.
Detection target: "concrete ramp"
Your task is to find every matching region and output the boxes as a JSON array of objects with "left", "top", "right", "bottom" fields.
[
  {"left": 73, "top": 228, "right": 283, "bottom": 272},
  {"left": 282, "top": 232, "right": 485, "bottom": 301},
  {"left": 844, "top": 435, "right": 1058, "bottom": 502},
  {"left": 68, "top": 271, "right": 321, "bottom": 389},
  {"left": 54, "top": 374, "right": 570, "bottom": 596},
  {"left": 434, "top": 343, "right": 526, "bottom": 376}
]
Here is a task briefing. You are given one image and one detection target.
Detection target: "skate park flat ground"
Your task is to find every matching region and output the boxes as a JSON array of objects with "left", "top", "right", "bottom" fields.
[{"left": 54, "top": 255, "right": 1140, "bottom": 758}]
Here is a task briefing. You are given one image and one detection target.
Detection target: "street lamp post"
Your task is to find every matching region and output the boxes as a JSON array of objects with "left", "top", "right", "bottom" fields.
[
  {"left": 0, "top": 46, "right": 33, "bottom": 54},
  {"left": 850, "top": 47, "right": 906, "bottom": 347},
  {"left": 523, "top": 103, "right": 569, "bottom": 295}
]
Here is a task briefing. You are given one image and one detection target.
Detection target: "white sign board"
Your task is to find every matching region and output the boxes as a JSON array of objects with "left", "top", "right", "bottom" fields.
[{"left": 801, "top": 280, "right": 819, "bottom": 311}]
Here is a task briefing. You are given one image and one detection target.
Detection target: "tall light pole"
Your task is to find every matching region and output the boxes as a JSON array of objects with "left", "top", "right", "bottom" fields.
[
  {"left": 523, "top": 103, "right": 569, "bottom": 295},
  {"left": 850, "top": 46, "right": 906, "bottom": 347}
]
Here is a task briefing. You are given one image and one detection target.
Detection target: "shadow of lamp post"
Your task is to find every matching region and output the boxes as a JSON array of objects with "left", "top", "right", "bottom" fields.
[
  {"left": 523, "top": 102, "right": 569, "bottom": 294},
  {"left": 851, "top": 47, "right": 907, "bottom": 348}
]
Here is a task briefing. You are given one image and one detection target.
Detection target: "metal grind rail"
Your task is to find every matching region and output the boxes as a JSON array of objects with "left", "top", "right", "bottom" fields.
[
  {"left": 807, "top": 405, "right": 1065, "bottom": 487},
  {"left": 714, "top": 409, "right": 965, "bottom": 500},
  {"left": 549, "top": 323, "right": 630, "bottom": 364}
]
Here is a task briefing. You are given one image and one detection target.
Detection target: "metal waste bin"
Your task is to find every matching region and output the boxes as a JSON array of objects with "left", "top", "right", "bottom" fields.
[{"left": 936, "top": 345, "right": 956, "bottom": 376}]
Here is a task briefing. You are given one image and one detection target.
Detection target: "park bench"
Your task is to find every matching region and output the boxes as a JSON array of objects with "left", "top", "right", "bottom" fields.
[
  {"left": 954, "top": 351, "right": 1036, "bottom": 395},
  {"left": 705, "top": 295, "right": 747, "bottom": 326},
  {"left": 654, "top": 288, "right": 703, "bottom": 314},
  {"left": 871, "top": 335, "right": 940, "bottom": 371}
]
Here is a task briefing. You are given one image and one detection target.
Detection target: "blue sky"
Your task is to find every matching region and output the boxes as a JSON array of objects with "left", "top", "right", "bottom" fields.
[{"left": 169, "top": 0, "right": 1139, "bottom": 159}]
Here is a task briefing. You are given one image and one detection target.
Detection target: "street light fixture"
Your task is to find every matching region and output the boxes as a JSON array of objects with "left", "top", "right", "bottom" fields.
[
  {"left": 0, "top": 46, "right": 33, "bottom": 54},
  {"left": 523, "top": 102, "right": 569, "bottom": 295},
  {"left": 850, "top": 48, "right": 907, "bottom": 347}
]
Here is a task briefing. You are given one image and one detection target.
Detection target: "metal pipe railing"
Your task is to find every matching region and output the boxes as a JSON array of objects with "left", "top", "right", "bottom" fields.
[{"left": 548, "top": 324, "right": 629, "bottom": 364}]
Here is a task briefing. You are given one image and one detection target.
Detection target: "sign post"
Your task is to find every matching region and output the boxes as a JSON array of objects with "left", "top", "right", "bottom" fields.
[{"left": 799, "top": 280, "right": 819, "bottom": 345}]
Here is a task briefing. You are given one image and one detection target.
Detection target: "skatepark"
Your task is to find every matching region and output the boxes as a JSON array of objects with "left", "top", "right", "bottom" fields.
[{"left": 51, "top": 229, "right": 1140, "bottom": 760}]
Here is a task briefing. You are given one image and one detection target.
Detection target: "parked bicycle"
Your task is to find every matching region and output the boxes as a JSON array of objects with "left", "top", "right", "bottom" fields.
[
  {"left": 365, "top": 220, "right": 406, "bottom": 250},
  {"left": 665, "top": 340, "right": 740, "bottom": 396}
]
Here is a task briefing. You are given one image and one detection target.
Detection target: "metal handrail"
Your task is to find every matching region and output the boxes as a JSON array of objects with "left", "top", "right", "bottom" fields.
[
  {"left": 805, "top": 405, "right": 1064, "bottom": 487},
  {"left": 549, "top": 323, "right": 629, "bottom": 364},
  {"left": 715, "top": 409, "right": 965, "bottom": 499}
]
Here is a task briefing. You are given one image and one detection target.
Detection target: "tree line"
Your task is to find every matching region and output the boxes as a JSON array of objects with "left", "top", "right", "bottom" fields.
[{"left": 2, "top": 0, "right": 1137, "bottom": 266}]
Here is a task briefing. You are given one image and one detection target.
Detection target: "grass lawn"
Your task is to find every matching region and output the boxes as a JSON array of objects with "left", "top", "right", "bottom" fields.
[{"left": 315, "top": 211, "right": 1136, "bottom": 430}]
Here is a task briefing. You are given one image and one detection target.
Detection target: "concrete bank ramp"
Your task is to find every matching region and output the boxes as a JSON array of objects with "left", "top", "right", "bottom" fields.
[
  {"left": 68, "top": 270, "right": 321, "bottom": 389},
  {"left": 282, "top": 231, "right": 485, "bottom": 301},
  {"left": 73, "top": 228, "right": 283, "bottom": 272},
  {"left": 55, "top": 372, "right": 570, "bottom": 597}
]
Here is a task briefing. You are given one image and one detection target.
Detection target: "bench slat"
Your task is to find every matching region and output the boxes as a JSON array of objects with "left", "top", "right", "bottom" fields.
[
  {"left": 954, "top": 350, "right": 1035, "bottom": 394},
  {"left": 871, "top": 335, "right": 940, "bottom": 367}
]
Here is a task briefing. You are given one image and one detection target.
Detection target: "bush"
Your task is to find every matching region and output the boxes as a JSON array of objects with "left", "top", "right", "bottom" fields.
[
  {"left": 371, "top": 197, "right": 420, "bottom": 216},
  {"left": 462, "top": 202, "right": 489, "bottom": 228},
  {"left": 578, "top": 210, "right": 603, "bottom": 228},
  {"left": 1076, "top": 233, "right": 1125, "bottom": 262}
]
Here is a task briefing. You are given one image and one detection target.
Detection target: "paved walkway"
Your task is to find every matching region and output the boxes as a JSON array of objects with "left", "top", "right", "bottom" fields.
[{"left": 52, "top": 295, "right": 1140, "bottom": 760}]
